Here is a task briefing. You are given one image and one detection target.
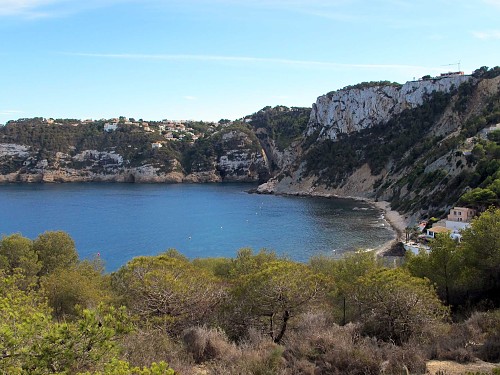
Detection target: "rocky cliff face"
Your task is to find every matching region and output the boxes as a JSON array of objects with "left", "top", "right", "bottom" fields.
[
  {"left": 0, "top": 126, "right": 269, "bottom": 183},
  {"left": 258, "top": 72, "right": 500, "bottom": 218},
  {"left": 184, "top": 128, "right": 269, "bottom": 183},
  {"left": 307, "top": 76, "right": 471, "bottom": 141},
  {"left": 0, "top": 145, "right": 185, "bottom": 183}
]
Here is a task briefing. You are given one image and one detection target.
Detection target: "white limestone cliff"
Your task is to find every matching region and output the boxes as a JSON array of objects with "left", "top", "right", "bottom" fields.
[{"left": 307, "top": 75, "right": 472, "bottom": 141}]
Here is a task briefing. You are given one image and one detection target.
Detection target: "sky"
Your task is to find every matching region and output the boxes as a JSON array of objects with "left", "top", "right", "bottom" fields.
[{"left": 1, "top": 0, "right": 499, "bottom": 124}]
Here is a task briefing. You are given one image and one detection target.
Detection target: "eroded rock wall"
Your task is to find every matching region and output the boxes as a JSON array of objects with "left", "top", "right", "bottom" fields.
[{"left": 307, "top": 76, "right": 472, "bottom": 141}]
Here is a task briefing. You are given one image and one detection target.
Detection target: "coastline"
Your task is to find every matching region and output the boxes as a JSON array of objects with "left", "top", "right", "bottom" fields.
[
  {"left": 371, "top": 200, "right": 407, "bottom": 255},
  {"left": 3, "top": 177, "right": 408, "bottom": 256},
  {"left": 253, "top": 186, "right": 408, "bottom": 256}
]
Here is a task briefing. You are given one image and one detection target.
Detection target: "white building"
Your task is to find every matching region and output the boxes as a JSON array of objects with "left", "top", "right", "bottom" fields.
[
  {"left": 426, "top": 226, "right": 451, "bottom": 239},
  {"left": 104, "top": 123, "right": 118, "bottom": 132}
]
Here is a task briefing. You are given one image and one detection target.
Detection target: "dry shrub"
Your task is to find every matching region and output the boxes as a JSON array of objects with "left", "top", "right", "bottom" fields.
[
  {"left": 120, "top": 328, "right": 193, "bottom": 372},
  {"left": 318, "top": 345, "right": 381, "bottom": 375},
  {"left": 381, "top": 344, "right": 427, "bottom": 374},
  {"left": 183, "top": 326, "right": 238, "bottom": 363},
  {"left": 204, "top": 329, "right": 286, "bottom": 375},
  {"left": 480, "top": 335, "right": 500, "bottom": 362},
  {"left": 420, "top": 322, "right": 476, "bottom": 363},
  {"left": 180, "top": 327, "right": 286, "bottom": 374},
  {"left": 282, "top": 311, "right": 382, "bottom": 375},
  {"left": 465, "top": 310, "right": 500, "bottom": 362}
]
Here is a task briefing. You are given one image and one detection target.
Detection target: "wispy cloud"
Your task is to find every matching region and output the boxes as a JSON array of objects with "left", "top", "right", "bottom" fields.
[
  {"left": 0, "top": 0, "right": 54, "bottom": 17},
  {"left": 472, "top": 30, "right": 500, "bottom": 39},
  {"left": 483, "top": 0, "right": 500, "bottom": 7},
  {"left": 0, "top": 109, "right": 23, "bottom": 115},
  {"left": 0, "top": 0, "right": 126, "bottom": 18},
  {"left": 65, "top": 52, "right": 436, "bottom": 72},
  {"left": 0, "top": 0, "right": 354, "bottom": 20}
]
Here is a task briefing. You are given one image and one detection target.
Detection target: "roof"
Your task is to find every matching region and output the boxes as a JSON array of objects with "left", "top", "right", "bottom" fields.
[{"left": 428, "top": 226, "right": 451, "bottom": 234}]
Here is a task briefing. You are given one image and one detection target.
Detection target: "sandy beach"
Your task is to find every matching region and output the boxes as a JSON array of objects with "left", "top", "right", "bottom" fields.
[{"left": 371, "top": 200, "right": 408, "bottom": 255}]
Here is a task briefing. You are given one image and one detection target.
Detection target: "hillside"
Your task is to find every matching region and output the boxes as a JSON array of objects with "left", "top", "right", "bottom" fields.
[
  {"left": 1, "top": 66, "right": 500, "bottom": 219},
  {"left": 257, "top": 67, "right": 500, "bottom": 219},
  {"left": 0, "top": 119, "right": 269, "bottom": 183}
]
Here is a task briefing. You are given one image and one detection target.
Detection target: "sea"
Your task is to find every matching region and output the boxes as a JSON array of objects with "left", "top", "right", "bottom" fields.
[{"left": 0, "top": 183, "right": 395, "bottom": 271}]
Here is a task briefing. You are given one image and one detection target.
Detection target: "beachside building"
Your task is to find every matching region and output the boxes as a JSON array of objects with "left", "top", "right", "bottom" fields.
[
  {"left": 403, "top": 242, "right": 430, "bottom": 255},
  {"left": 446, "top": 207, "right": 476, "bottom": 231},
  {"left": 426, "top": 226, "right": 451, "bottom": 239},
  {"left": 447, "top": 207, "right": 476, "bottom": 222}
]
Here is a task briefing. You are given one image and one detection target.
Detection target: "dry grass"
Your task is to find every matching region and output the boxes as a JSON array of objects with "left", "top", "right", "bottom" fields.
[
  {"left": 183, "top": 326, "right": 286, "bottom": 375},
  {"left": 426, "top": 360, "right": 500, "bottom": 375},
  {"left": 118, "top": 310, "right": 500, "bottom": 375}
]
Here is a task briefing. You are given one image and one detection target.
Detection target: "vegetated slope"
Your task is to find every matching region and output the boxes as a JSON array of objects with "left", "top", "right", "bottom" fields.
[
  {"left": 248, "top": 105, "right": 311, "bottom": 172},
  {"left": 182, "top": 123, "right": 269, "bottom": 182},
  {"left": 0, "top": 119, "right": 181, "bottom": 182},
  {"left": 260, "top": 67, "right": 500, "bottom": 219},
  {"left": 0, "top": 119, "right": 269, "bottom": 183}
]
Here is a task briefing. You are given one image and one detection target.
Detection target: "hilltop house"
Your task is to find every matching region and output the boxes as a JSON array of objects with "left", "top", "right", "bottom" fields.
[{"left": 104, "top": 123, "right": 118, "bottom": 132}]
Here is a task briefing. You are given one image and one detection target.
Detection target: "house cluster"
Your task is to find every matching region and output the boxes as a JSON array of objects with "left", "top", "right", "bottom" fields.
[
  {"left": 104, "top": 118, "right": 151, "bottom": 132},
  {"left": 101, "top": 117, "right": 217, "bottom": 147},
  {"left": 9, "top": 116, "right": 220, "bottom": 150},
  {"left": 404, "top": 206, "right": 477, "bottom": 254},
  {"left": 417, "top": 71, "right": 466, "bottom": 82},
  {"left": 426, "top": 206, "right": 476, "bottom": 240},
  {"left": 158, "top": 120, "right": 200, "bottom": 142},
  {"left": 44, "top": 118, "right": 80, "bottom": 127}
]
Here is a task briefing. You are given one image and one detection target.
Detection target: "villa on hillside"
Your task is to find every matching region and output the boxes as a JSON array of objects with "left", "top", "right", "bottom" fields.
[
  {"left": 446, "top": 207, "right": 476, "bottom": 231},
  {"left": 426, "top": 206, "right": 476, "bottom": 239},
  {"left": 104, "top": 123, "right": 118, "bottom": 132},
  {"left": 426, "top": 226, "right": 451, "bottom": 239},
  {"left": 404, "top": 206, "right": 476, "bottom": 254}
]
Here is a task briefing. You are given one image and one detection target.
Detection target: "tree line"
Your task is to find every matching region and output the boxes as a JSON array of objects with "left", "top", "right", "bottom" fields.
[{"left": 1, "top": 208, "right": 500, "bottom": 374}]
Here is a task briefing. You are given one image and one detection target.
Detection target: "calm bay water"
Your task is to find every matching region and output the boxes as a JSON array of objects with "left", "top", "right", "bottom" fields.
[{"left": 0, "top": 183, "right": 394, "bottom": 271}]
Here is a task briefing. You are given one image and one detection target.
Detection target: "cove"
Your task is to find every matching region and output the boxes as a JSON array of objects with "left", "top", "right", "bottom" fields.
[{"left": 0, "top": 183, "right": 395, "bottom": 271}]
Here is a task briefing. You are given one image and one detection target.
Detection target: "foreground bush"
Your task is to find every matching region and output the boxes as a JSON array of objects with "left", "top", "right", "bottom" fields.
[
  {"left": 352, "top": 268, "right": 449, "bottom": 344},
  {"left": 112, "top": 253, "right": 226, "bottom": 334}
]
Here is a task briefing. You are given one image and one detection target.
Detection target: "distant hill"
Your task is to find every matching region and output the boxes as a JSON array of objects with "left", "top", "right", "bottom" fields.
[{"left": 1, "top": 66, "right": 500, "bottom": 219}]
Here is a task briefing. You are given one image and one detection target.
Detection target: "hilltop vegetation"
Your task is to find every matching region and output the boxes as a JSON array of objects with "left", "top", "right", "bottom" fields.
[
  {"left": 327, "top": 80, "right": 402, "bottom": 98},
  {"left": 1, "top": 209, "right": 500, "bottom": 374},
  {"left": 249, "top": 106, "right": 310, "bottom": 151}
]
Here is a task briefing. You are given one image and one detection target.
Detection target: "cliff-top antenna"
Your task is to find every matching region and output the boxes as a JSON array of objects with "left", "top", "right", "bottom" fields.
[{"left": 441, "top": 61, "right": 461, "bottom": 72}]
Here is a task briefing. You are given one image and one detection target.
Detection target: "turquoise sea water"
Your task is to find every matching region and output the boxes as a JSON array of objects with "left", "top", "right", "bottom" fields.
[{"left": 0, "top": 183, "right": 394, "bottom": 271}]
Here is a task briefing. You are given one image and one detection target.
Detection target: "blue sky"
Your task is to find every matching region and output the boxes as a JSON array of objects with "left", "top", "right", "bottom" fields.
[{"left": 1, "top": 0, "right": 499, "bottom": 123}]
